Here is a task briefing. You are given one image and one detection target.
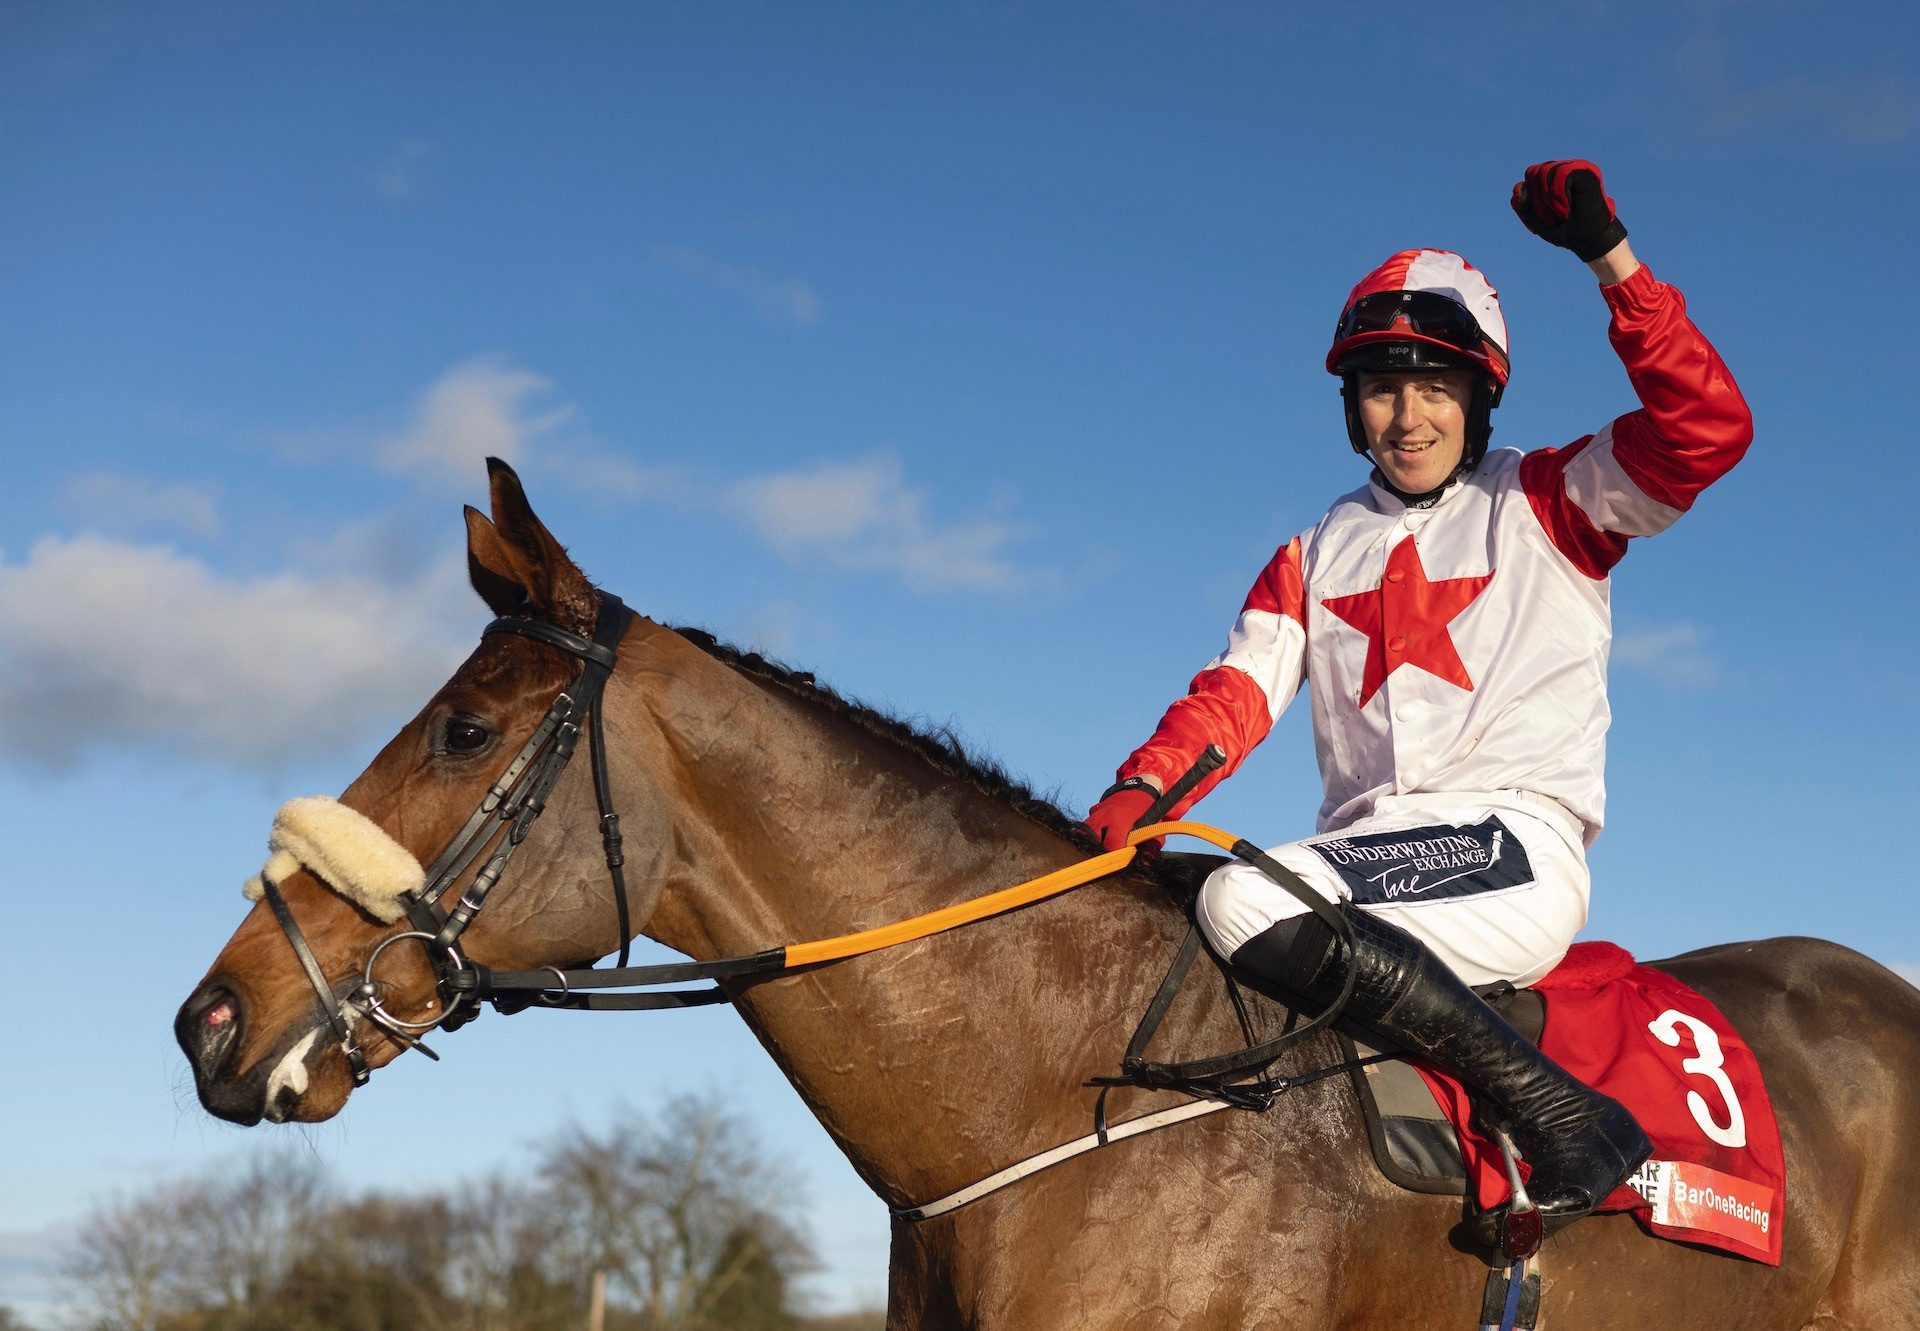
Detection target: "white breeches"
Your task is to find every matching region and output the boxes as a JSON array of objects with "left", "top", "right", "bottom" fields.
[{"left": 1194, "top": 791, "right": 1590, "bottom": 989}]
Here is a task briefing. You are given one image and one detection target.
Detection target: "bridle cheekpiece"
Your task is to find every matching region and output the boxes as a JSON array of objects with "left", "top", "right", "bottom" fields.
[{"left": 251, "top": 593, "right": 637, "bottom": 1085}]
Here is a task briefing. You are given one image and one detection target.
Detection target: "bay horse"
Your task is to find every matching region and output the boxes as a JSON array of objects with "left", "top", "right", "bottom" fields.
[{"left": 177, "top": 459, "right": 1920, "bottom": 1328}]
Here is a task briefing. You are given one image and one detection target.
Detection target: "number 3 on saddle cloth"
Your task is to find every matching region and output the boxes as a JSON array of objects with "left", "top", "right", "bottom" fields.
[{"left": 1402, "top": 941, "right": 1786, "bottom": 1264}]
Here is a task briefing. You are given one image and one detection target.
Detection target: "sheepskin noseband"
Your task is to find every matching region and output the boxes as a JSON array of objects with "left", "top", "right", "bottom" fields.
[{"left": 242, "top": 796, "right": 426, "bottom": 925}]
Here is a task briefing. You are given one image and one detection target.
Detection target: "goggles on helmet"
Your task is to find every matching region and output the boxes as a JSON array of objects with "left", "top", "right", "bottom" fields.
[{"left": 1333, "top": 290, "right": 1509, "bottom": 381}]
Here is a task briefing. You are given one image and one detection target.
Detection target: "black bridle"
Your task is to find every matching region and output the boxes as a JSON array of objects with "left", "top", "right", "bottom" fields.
[{"left": 259, "top": 592, "right": 645, "bottom": 1085}]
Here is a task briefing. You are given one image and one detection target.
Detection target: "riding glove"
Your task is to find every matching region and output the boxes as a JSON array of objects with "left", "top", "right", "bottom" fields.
[
  {"left": 1511, "top": 159, "right": 1628, "bottom": 263},
  {"left": 1082, "top": 784, "right": 1159, "bottom": 852}
]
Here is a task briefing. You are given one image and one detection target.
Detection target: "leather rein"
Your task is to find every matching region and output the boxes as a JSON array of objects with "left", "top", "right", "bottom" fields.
[{"left": 259, "top": 593, "right": 1357, "bottom": 1134}]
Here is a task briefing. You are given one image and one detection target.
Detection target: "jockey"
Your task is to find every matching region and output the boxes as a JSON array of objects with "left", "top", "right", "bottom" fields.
[{"left": 1082, "top": 161, "right": 1753, "bottom": 1226}]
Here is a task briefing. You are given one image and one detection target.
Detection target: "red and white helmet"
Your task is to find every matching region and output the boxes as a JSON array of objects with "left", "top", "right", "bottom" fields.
[
  {"left": 1327, "top": 249, "right": 1510, "bottom": 467},
  {"left": 1326, "top": 249, "right": 1510, "bottom": 389}
]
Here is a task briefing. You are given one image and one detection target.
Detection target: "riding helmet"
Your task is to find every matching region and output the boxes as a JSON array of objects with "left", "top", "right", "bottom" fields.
[{"left": 1327, "top": 249, "right": 1510, "bottom": 473}]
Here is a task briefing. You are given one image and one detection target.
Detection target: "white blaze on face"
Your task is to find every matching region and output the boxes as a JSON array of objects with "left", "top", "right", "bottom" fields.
[{"left": 263, "top": 1029, "right": 321, "bottom": 1121}]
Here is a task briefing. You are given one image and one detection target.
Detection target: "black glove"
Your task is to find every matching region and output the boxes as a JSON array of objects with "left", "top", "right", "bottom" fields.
[{"left": 1510, "top": 159, "right": 1629, "bottom": 263}]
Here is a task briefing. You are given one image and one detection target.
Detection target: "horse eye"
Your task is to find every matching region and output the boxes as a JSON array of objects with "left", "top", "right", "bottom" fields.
[{"left": 444, "top": 718, "right": 491, "bottom": 754}]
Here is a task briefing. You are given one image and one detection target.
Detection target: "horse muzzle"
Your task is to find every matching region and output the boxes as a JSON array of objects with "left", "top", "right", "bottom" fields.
[{"left": 174, "top": 979, "right": 356, "bottom": 1125}]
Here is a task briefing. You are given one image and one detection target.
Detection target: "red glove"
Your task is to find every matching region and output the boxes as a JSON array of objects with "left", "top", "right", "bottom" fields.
[
  {"left": 1510, "top": 159, "right": 1628, "bottom": 263},
  {"left": 1082, "top": 782, "right": 1160, "bottom": 852}
]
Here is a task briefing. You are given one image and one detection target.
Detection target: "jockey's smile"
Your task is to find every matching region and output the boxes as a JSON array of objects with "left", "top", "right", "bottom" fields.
[{"left": 1356, "top": 368, "right": 1473, "bottom": 496}]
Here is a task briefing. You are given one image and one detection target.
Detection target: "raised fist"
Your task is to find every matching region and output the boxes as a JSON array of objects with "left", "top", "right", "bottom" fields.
[{"left": 1511, "top": 160, "right": 1629, "bottom": 263}]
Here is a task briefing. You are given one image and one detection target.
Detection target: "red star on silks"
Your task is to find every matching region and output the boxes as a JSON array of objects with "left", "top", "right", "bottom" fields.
[{"left": 1321, "top": 538, "right": 1494, "bottom": 707}]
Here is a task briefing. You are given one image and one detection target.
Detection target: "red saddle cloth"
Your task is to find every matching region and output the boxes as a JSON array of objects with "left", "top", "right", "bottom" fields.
[{"left": 1414, "top": 941, "right": 1785, "bottom": 1265}]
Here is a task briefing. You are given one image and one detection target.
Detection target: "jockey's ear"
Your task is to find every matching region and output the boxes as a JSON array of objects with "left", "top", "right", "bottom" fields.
[{"left": 478, "top": 456, "right": 598, "bottom": 634}]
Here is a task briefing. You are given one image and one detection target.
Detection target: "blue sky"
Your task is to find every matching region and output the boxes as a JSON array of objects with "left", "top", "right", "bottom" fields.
[{"left": 4, "top": 1, "right": 1917, "bottom": 1320}]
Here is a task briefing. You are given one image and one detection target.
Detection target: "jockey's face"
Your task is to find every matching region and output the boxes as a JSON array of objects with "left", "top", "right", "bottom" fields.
[{"left": 1356, "top": 368, "right": 1474, "bottom": 495}]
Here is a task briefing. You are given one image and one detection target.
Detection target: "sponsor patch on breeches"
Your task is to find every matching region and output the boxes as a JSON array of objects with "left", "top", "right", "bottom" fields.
[{"left": 1306, "top": 816, "right": 1536, "bottom": 906}]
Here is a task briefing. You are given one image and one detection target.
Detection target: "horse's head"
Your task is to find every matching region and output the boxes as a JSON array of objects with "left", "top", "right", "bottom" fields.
[{"left": 176, "top": 459, "right": 680, "bottom": 1125}]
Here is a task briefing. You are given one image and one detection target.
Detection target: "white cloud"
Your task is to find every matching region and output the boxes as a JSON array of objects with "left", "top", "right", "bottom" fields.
[
  {"left": 286, "top": 511, "right": 445, "bottom": 584},
  {"left": 60, "top": 471, "right": 219, "bottom": 539},
  {"left": 1613, "top": 623, "right": 1718, "bottom": 687},
  {"left": 368, "top": 138, "right": 439, "bottom": 200},
  {"left": 537, "top": 440, "right": 684, "bottom": 503},
  {"left": 376, "top": 357, "right": 573, "bottom": 488},
  {"left": 726, "top": 456, "right": 1035, "bottom": 592},
  {"left": 0, "top": 535, "right": 473, "bottom": 772},
  {"left": 288, "top": 367, "right": 1033, "bottom": 596},
  {"left": 732, "top": 458, "right": 916, "bottom": 547},
  {"left": 654, "top": 244, "right": 822, "bottom": 329},
  {"left": 301, "top": 358, "right": 669, "bottom": 501}
]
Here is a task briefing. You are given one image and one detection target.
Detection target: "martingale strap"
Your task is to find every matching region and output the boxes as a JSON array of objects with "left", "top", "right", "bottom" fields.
[
  {"left": 1099, "top": 836, "right": 1355, "bottom": 1099},
  {"left": 1083, "top": 746, "right": 1359, "bottom": 1104}
]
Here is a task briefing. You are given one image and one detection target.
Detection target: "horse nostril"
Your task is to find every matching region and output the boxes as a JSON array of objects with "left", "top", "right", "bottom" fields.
[{"left": 177, "top": 984, "right": 243, "bottom": 1080}]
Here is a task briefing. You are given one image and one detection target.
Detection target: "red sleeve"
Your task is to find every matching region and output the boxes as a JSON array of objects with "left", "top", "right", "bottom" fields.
[
  {"left": 1520, "top": 266, "right": 1754, "bottom": 578},
  {"left": 1118, "top": 666, "right": 1275, "bottom": 815},
  {"left": 1116, "top": 538, "right": 1307, "bottom": 816}
]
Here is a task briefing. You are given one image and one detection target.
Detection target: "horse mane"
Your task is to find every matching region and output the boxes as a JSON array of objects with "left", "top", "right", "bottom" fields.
[{"left": 669, "top": 625, "right": 1179, "bottom": 884}]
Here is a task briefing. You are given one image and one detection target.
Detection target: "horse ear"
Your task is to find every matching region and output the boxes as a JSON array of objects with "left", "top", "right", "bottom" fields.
[
  {"left": 465, "top": 506, "right": 531, "bottom": 617},
  {"left": 482, "top": 457, "right": 598, "bottom": 633}
]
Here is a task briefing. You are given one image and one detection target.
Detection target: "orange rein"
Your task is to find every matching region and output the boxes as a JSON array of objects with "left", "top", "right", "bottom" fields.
[
  {"left": 781, "top": 821, "right": 1238, "bottom": 967},
  {"left": 449, "top": 820, "right": 1257, "bottom": 1013}
]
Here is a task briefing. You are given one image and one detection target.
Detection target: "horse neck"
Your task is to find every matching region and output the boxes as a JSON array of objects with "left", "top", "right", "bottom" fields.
[{"left": 625, "top": 634, "right": 1196, "bottom": 1207}]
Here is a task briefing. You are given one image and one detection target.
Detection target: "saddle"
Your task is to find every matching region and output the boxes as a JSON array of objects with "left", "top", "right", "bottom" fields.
[
  {"left": 1154, "top": 853, "right": 1786, "bottom": 1265},
  {"left": 1344, "top": 991, "right": 1541, "bottom": 1197}
]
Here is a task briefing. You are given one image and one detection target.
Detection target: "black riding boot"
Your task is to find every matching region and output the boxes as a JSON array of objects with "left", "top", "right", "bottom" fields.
[{"left": 1233, "top": 905, "right": 1653, "bottom": 1224}]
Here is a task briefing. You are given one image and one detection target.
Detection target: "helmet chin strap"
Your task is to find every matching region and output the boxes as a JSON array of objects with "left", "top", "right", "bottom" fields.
[{"left": 1369, "top": 465, "right": 1466, "bottom": 509}]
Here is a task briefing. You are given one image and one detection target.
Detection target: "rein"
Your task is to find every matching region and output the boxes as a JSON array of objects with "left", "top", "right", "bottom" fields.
[{"left": 257, "top": 594, "right": 1366, "bottom": 1216}]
